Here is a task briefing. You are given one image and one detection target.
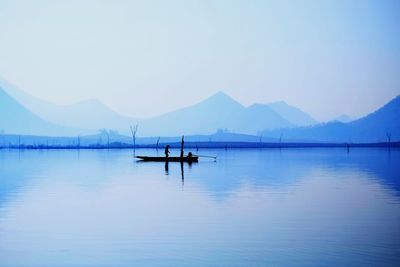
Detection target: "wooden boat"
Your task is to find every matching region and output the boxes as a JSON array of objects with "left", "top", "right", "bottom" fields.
[{"left": 136, "top": 156, "right": 199, "bottom": 162}]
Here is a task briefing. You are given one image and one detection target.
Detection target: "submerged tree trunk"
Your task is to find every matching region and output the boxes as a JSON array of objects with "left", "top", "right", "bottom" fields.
[
  {"left": 130, "top": 124, "right": 139, "bottom": 155},
  {"left": 180, "top": 135, "right": 184, "bottom": 157}
]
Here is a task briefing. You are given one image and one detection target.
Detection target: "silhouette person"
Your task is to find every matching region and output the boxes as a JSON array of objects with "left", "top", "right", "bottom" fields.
[{"left": 165, "top": 145, "right": 170, "bottom": 159}]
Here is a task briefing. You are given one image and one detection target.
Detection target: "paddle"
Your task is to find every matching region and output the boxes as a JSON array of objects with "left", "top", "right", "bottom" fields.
[{"left": 195, "top": 155, "right": 217, "bottom": 159}]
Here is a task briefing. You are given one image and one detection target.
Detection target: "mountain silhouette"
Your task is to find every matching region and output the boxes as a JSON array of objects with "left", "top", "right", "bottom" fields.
[
  {"left": 332, "top": 114, "right": 353, "bottom": 123},
  {"left": 139, "top": 91, "right": 294, "bottom": 136},
  {"left": 262, "top": 96, "right": 400, "bottom": 142},
  {"left": 266, "top": 101, "right": 317, "bottom": 126},
  {"left": 0, "top": 88, "right": 80, "bottom": 136},
  {"left": 0, "top": 78, "right": 138, "bottom": 134},
  {"left": 10, "top": 77, "right": 393, "bottom": 139}
]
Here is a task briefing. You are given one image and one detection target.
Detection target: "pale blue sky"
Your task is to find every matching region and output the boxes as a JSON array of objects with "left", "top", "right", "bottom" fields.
[{"left": 0, "top": 0, "right": 399, "bottom": 120}]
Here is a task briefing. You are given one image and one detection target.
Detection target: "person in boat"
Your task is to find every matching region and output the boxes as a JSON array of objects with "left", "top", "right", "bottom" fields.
[
  {"left": 165, "top": 145, "right": 170, "bottom": 158},
  {"left": 187, "top": 152, "right": 193, "bottom": 158}
]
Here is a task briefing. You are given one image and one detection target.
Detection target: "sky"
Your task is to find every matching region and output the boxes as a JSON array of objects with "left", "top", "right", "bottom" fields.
[{"left": 0, "top": 0, "right": 399, "bottom": 121}]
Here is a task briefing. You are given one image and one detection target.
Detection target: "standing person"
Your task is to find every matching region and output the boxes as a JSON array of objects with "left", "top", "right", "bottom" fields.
[
  {"left": 180, "top": 136, "right": 184, "bottom": 158},
  {"left": 165, "top": 145, "right": 170, "bottom": 159}
]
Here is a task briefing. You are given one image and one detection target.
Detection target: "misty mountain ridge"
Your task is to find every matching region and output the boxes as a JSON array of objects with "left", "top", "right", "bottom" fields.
[
  {"left": 139, "top": 91, "right": 296, "bottom": 136},
  {"left": 0, "top": 88, "right": 82, "bottom": 136},
  {"left": 332, "top": 114, "right": 353, "bottom": 123},
  {"left": 0, "top": 79, "right": 318, "bottom": 136},
  {"left": 1, "top": 77, "right": 399, "bottom": 142},
  {"left": 0, "top": 78, "right": 137, "bottom": 133},
  {"left": 266, "top": 101, "right": 317, "bottom": 126},
  {"left": 262, "top": 95, "right": 400, "bottom": 143}
]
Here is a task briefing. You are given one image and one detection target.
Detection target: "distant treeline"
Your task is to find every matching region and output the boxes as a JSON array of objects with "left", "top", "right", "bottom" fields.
[{"left": 1, "top": 141, "right": 399, "bottom": 150}]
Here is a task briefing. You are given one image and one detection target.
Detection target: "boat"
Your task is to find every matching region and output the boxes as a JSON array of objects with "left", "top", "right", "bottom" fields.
[{"left": 135, "top": 156, "right": 199, "bottom": 162}]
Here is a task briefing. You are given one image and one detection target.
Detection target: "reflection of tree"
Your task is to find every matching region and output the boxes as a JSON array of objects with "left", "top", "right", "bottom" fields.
[{"left": 180, "top": 162, "right": 184, "bottom": 189}]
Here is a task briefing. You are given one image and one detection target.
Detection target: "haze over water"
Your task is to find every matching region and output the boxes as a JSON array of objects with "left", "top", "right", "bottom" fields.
[{"left": 0, "top": 148, "right": 399, "bottom": 266}]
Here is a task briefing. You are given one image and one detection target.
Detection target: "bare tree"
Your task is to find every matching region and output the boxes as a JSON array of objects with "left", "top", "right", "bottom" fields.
[
  {"left": 156, "top": 136, "right": 160, "bottom": 150},
  {"left": 180, "top": 135, "right": 184, "bottom": 157},
  {"left": 130, "top": 124, "right": 139, "bottom": 150},
  {"left": 386, "top": 132, "right": 391, "bottom": 147},
  {"left": 99, "top": 129, "right": 110, "bottom": 148}
]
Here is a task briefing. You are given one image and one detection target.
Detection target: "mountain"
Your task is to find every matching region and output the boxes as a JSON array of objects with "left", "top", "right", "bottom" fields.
[
  {"left": 0, "top": 78, "right": 138, "bottom": 134},
  {"left": 267, "top": 101, "right": 317, "bottom": 126},
  {"left": 262, "top": 96, "right": 400, "bottom": 142},
  {"left": 0, "top": 88, "right": 80, "bottom": 136},
  {"left": 139, "top": 91, "right": 294, "bottom": 136},
  {"left": 332, "top": 114, "right": 353, "bottom": 123},
  {"left": 2, "top": 75, "right": 396, "bottom": 141},
  {"left": 0, "top": 77, "right": 318, "bottom": 136}
]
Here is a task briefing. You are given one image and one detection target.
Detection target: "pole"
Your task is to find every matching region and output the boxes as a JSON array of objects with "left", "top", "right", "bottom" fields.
[{"left": 180, "top": 135, "right": 184, "bottom": 157}]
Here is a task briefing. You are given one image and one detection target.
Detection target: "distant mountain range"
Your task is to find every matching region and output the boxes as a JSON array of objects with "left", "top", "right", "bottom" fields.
[
  {"left": 0, "top": 79, "right": 137, "bottom": 134},
  {"left": 138, "top": 91, "right": 317, "bottom": 136},
  {"left": 333, "top": 114, "right": 353, "bottom": 123},
  {"left": 0, "top": 88, "right": 79, "bottom": 136},
  {"left": 262, "top": 96, "right": 400, "bottom": 143},
  {"left": 1, "top": 78, "right": 398, "bottom": 142},
  {"left": 0, "top": 78, "right": 317, "bottom": 136}
]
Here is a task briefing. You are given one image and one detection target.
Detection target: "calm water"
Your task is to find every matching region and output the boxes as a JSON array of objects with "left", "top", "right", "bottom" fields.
[{"left": 0, "top": 148, "right": 399, "bottom": 267}]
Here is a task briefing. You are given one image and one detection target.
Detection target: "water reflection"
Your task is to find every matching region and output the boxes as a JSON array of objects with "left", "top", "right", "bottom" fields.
[
  {"left": 164, "top": 161, "right": 169, "bottom": 175},
  {"left": 180, "top": 162, "right": 184, "bottom": 188},
  {"left": 0, "top": 148, "right": 399, "bottom": 266},
  {"left": 164, "top": 161, "right": 188, "bottom": 188}
]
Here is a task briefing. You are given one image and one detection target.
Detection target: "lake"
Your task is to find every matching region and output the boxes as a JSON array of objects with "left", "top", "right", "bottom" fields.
[{"left": 0, "top": 148, "right": 399, "bottom": 267}]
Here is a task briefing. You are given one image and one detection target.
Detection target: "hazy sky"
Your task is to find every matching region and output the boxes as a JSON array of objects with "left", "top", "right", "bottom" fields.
[{"left": 0, "top": 0, "right": 399, "bottom": 120}]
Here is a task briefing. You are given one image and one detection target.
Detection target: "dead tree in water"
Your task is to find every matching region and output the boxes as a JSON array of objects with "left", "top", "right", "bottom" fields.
[
  {"left": 180, "top": 135, "right": 185, "bottom": 157},
  {"left": 156, "top": 136, "right": 160, "bottom": 150},
  {"left": 386, "top": 132, "right": 391, "bottom": 148},
  {"left": 99, "top": 129, "right": 110, "bottom": 148},
  {"left": 130, "top": 124, "right": 139, "bottom": 151}
]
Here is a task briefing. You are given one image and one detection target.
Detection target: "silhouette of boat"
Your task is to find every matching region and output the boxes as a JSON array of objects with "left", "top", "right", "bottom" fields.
[{"left": 136, "top": 156, "right": 198, "bottom": 162}]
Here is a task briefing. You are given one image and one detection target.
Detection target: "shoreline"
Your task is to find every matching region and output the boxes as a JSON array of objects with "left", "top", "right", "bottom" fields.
[{"left": 1, "top": 141, "right": 399, "bottom": 150}]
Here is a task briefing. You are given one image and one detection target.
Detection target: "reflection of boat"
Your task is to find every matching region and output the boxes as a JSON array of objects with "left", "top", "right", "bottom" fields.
[{"left": 136, "top": 156, "right": 198, "bottom": 163}]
